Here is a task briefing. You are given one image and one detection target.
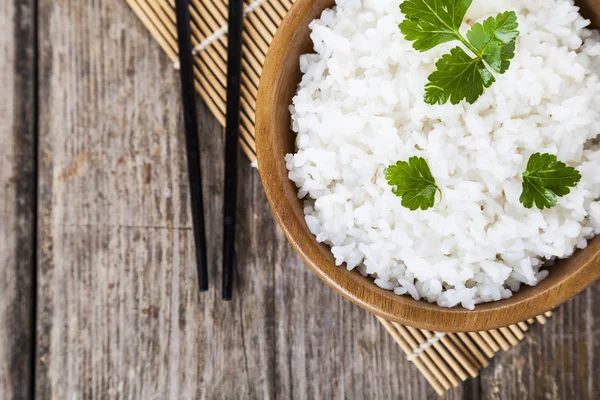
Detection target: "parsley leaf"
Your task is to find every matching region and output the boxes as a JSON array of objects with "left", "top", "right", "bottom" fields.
[
  {"left": 398, "top": 1, "right": 519, "bottom": 104},
  {"left": 399, "top": 0, "right": 472, "bottom": 51},
  {"left": 519, "top": 153, "right": 582, "bottom": 210},
  {"left": 385, "top": 157, "right": 441, "bottom": 211},
  {"left": 425, "top": 47, "right": 495, "bottom": 105},
  {"left": 466, "top": 11, "right": 519, "bottom": 73}
]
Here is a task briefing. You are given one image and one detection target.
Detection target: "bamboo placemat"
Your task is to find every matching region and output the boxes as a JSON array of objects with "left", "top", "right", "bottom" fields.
[{"left": 125, "top": 0, "right": 553, "bottom": 395}]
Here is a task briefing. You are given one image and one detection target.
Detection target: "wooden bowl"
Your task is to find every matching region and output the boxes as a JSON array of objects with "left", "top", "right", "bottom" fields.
[{"left": 256, "top": 0, "right": 600, "bottom": 332}]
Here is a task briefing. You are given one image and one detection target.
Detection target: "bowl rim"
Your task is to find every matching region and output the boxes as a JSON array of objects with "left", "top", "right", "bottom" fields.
[{"left": 255, "top": 0, "right": 600, "bottom": 332}]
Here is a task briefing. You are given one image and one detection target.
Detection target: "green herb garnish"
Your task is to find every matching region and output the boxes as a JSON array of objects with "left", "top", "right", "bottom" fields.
[
  {"left": 520, "top": 153, "right": 582, "bottom": 210},
  {"left": 399, "top": 0, "right": 519, "bottom": 105},
  {"left": 385, "top": 157, "right": 441, "bottom": 211}
]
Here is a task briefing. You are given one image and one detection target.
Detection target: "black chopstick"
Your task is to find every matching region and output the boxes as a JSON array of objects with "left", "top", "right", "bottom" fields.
[
  {"left": 174, "top": 0, "right": 208, "bottom": 291},
  {"left": 222, "top": 0, "right": 244, "bottom": 300}
]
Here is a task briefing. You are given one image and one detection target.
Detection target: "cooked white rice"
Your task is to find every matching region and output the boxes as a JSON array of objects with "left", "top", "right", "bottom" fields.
[{"left": 285, "top": 0, "right": 600, "bottom": 309}]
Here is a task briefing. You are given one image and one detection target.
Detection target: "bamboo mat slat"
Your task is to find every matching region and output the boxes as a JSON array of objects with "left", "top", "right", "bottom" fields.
[{"left": 124, "top": 0, "right": 554, "bottom": 395}]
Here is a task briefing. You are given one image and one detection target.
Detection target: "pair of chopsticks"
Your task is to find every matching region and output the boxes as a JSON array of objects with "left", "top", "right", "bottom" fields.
[{"left": 174, "top": 0, "right": 243, "bottom": 299}]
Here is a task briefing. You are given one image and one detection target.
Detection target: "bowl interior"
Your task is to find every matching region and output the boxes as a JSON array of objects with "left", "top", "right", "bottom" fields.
[{"left": 256, "top": 0, "right": 600, "bottom": 332}]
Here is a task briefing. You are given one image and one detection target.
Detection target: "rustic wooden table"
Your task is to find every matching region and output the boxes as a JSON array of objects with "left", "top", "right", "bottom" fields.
[{"left": 2, "top": 0, "right": 599, "bottom": 399}]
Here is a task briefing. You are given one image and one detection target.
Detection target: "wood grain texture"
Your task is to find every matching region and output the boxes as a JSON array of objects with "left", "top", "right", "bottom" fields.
[
  {"left": 36, "top": 0, "right": 206, "bottom": 396},
  {"left": 0, "top": 0, "right": 36, "bottom": 399},
  {"left": 478, "top": 282, "right": 600, "bottom": 400},
  {"left": 34, "top": 0, "right": 455, "bottom": 398}
]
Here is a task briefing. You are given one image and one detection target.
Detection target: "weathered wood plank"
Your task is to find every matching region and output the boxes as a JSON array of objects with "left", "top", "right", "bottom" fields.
[
  {"left": 0, "top": 0, "right": 36, "bottom": 399},
  {"left": 479, "top": 282, "right": 600, "bottom": 400},
  {"left": 36, "top": 0, "right": 206, "bottom": 396},
  {"left": 35, "top": 0, "right": 277, "bottom": 397}
]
